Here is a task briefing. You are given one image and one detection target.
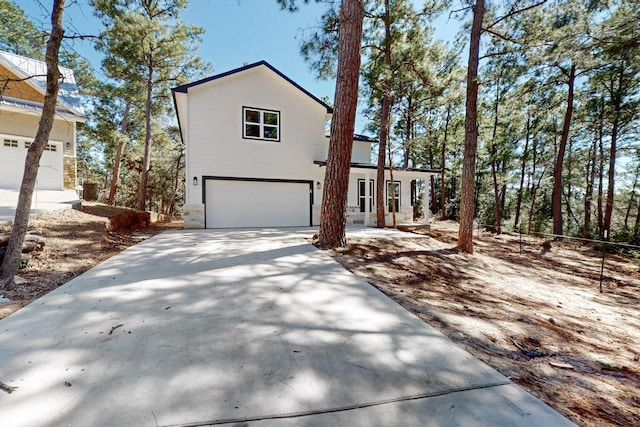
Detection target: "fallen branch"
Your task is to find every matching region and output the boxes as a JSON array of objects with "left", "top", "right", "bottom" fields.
[
  {"left": 511, "top": 339, "right": 544, "bottom": 358},
  {"left": 109, "top": 323, "right": 123, "bottom": 335},
  {"left": 0, "top": 381, "right": 18, "bottom": 394}
]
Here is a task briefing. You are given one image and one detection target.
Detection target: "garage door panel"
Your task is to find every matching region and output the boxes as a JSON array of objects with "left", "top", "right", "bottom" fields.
[
  {"left": 0, "top": 144, "right": 63, "bottom": 190},
  {"left": 205, "top": 180, "right": 310, "bottom": 228}
]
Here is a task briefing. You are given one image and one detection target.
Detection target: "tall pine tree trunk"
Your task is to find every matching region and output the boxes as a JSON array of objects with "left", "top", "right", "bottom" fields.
[
  {"left": 635, "top": 191, "right": 640, "bottom": 242},
  {"left": 403, "top": 95, "right": 412, "bottom": 169},
  {"left": 1, "top": 0, "right": 66, "bottom": 289},
  {"left": 137, "top": 55, "right": 154, "bottom": 211},
  {"left": 108, "top": 100, "right": 131, "bottom": 205},
  {"left": 624, "top": 167, "right": 638, "bottom": 229},
  {"left": 597, "top": 123, "right": 605, "bottom": 236},
  {"left": 551, "top": 63, "right": 575, "bottom": 238},
  {"left": 457, "top": 0, "right": 484, "bottom": 254},
  {"left": 316, "top": 0, "right": 364, "bottom": 248},
  {"left": 583, "top": 135, "right": 596, "bottom": 238},
  {"left": 490, "top": 79, "right": 501, "bottom": 234},
  {"left": 376, "top": 0, "right": 393, "bottom": 229},
  {"left": 388, "top": 144, "right": 397, "bottom": 228},
  {"left": 603, "top": 68, "right": 624, "bottom": 239},
  {"left": 441, "top": 105, "right": 451, "bottom": 220},
  {"left": 514, "top": 113, "right": 530, "bottom": 231}
]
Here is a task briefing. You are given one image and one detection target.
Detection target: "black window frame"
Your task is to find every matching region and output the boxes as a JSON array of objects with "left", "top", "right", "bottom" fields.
[
  {"left": 3, "top": 138, "right": 18, "bottom": 148},
  {"left": 357, "top": 179, "right": 375, "bottom": 213},
  {"left": 242, "top": 106, "right": 281, "bottom": 142}
]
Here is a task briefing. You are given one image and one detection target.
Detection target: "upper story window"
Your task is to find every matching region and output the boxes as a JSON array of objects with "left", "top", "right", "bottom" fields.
[
  {"left": 3, "top": 139, "right": 18, "bottom": 148},
  {"left": 243, "top": 107, "right": 280, "bottom": 142}
]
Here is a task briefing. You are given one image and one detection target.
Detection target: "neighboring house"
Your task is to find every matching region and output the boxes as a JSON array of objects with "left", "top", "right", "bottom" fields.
[
  {"left": 0, "top": 50, "right": 85, "bottom": 191},
  {"left": 172, "top": 61, "right": 438, "bottom": 229}
]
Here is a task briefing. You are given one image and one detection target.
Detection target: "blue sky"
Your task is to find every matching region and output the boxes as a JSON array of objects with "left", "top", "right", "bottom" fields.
[{"left": 20, "top": 0, "right": 461, "bottom": 133}]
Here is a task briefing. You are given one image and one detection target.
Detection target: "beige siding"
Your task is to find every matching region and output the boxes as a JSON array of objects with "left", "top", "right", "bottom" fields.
[
  {"left": 0, "top": 63, "right": 44, "bottom": 104},
  {"left": 0, "top": 111, "right": 75, "bottom": 143}
]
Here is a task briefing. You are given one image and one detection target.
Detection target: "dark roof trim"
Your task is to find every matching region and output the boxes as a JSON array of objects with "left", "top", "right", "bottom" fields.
[
  {"left": 324, "top": 133, "right": 379, "bottom": 143},
  {"left": 353, "top": 134, "right": 377, "bottom": 143},
  {"left": 172, "top": 60, "right": 333, "bottom": 113},
  {"left": 313, "top": 160, "right": 440, "bottom": 174}
]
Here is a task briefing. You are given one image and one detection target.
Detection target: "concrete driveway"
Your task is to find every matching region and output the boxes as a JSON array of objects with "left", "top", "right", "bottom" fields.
[{"left": 0, "top": 228, "right": 575, "bottom": 426}]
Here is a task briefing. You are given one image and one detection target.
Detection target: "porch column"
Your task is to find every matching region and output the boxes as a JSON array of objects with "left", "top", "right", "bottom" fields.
[
  {"left": 365, "top": 173, "right": 371, "bottom": 226},
  {"left": 423, "top": 177, "right": 430, "bottom": 225}
]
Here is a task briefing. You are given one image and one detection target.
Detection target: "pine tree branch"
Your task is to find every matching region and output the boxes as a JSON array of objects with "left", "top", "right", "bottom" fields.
[
  {"left": 482, "top": 27, "right": 520, "bottom": 44},
  {"left": 403, "top": 61, "right": 435, "bottom": 88},
  {"left": 63, "top": 33, "right": 101, "bottom": 40},
  {"left": 479, "top": 49, "right": 520, "bottom": 60},
  {"left": 485, "top": 0, "right": 548, "bottom": 30}
]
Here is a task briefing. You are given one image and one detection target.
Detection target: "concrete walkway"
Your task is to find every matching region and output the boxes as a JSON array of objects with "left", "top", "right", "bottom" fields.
[
  {"left": 0, "top": 229, "right": 575, "bottom": 426},
  {"left": 0, "top": 188, "right": 80, "bottom": 225}
]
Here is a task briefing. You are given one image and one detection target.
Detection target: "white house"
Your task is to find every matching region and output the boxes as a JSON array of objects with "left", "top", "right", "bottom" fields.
[
  {"left": 172, "top": 61, "right": 438, "bottom": 229},
  {"left": 0, "top": 50, "right": 85, "bottom": 191}
]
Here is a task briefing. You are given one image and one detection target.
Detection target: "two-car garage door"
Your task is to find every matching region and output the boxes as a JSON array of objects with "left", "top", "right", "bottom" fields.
[
  {"left": 204, "top": 178, "right": 312, "bottom": 228},
  {"left": 0, "top": 138, "right": 63, "bottom": 190}
]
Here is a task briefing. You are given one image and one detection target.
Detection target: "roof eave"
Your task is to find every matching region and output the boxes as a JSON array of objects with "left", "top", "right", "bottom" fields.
[
  {"left": 313, "top": 160, "right": 441, "bottom": 174},
  {"left": 172, "top": 61, "right": 333, "bottom": 114}
]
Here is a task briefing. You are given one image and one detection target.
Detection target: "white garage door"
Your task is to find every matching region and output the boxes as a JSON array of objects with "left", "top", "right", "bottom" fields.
[
  {"left": 205, "top": 179, "right": 311, "bottom": 228},
  {"left": 0, "top": 139, "right": 63, "bottom": 190}
]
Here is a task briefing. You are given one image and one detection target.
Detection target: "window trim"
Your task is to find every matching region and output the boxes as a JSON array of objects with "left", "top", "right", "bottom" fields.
[
  {"left": 242, "top": 106, "right": 281, "bottom": 142},
  {"left": 386, "top": 180, "right": 401, "bottom": 213}
]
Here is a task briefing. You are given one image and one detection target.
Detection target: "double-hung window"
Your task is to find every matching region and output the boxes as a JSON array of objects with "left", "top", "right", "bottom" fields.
[
  {"left": 358, "top": 179, "right": 374, "bottom": 213},
  {"left": 243, "top": 107, "right": 280, "bottom": 141},
  {"left": 386, "top": 181, "right": 400, "bottom": 213}
]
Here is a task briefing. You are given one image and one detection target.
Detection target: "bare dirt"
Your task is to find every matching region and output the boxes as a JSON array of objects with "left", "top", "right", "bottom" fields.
[
  {"left": 0, "top": 203, "right": 179, "bottom": 319},
  {"left": 326, "top": 220, "right": 640, "bottom": 427}
]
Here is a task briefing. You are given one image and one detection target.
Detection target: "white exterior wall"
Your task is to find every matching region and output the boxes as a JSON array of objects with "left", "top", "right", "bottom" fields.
[
  {"left": 185, "top": 66, "right": 327, "bottom": 210},
  {"left": 322, "top": 137, "right": 373, "bottom": 164},
  {"left": 351, "top": 141, "right": 373, "bottom": 163},
  {"left": 0, "top": 111, "right": 75, "bottom": 143},
  {"left": 345, "top": 170, "right": 434, "bottom": 226}
]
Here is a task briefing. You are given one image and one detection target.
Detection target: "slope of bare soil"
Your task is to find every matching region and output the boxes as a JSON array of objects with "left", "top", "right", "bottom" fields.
[
  {"left": 0, "top": 204, "right": 179, "bottom": 319},
  {"left": 326, "top": 220, "right": 640, "bottom": 427}
]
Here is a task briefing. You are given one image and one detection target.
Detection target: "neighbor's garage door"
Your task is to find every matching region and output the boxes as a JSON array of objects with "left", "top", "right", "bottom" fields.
[
  {"left": 0, "top": 140, "right": 63, "bottom": 190},
  {"left": 205, "top": 179, "right": 311, "bottom": 228}
]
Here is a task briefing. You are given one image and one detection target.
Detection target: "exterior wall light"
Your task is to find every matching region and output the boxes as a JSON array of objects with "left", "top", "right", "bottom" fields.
[
  {"left": 193, "top": 176, "right": 198, "bottom": 186},
  {"left": 317, "top": 181, "right": 321, "bottom": 190}
]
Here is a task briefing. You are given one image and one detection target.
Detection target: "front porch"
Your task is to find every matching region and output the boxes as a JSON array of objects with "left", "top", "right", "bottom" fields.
[{"left": 312, "top": 161, "right": 439, "bottom": 227}]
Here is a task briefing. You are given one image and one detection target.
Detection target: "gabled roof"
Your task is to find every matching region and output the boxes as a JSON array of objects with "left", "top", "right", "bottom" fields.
[
  {"left": 172, "top": 60, "right": 333, "bottom": 114},
  {"left": 0, "top": 50, "right": 85, "bottom": 118}
]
